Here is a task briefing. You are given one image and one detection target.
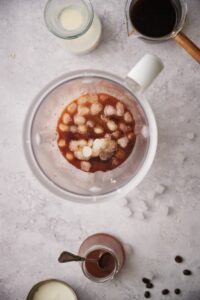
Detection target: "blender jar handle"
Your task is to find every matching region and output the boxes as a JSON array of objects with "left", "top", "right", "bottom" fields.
[{"left": 126, "top": 54, "right": 164, "bottom": 93}]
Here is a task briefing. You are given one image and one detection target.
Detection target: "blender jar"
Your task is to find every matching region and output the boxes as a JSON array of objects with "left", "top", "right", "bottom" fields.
[{"left": 23, "top": 54, "right": 163, "bottom": 203}]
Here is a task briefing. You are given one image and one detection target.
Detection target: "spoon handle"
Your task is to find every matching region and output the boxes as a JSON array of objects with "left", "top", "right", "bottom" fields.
[
  {"left": 58, "top": 251, "right": 97, "bottom": 263},
  {"left": 174, "top": 31, "right": 200, "bottom": 64},
  {"left": 58, "top": 251, "right": 86, "bottom": 263}
]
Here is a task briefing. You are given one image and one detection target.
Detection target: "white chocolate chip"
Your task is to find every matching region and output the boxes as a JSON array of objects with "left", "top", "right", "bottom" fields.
[
  {"left": 58, "top": 139, "right": 66, "bottom": 147},
  {"left": 69, "top": 140, "right": 79, "bottom": 152},
  {"left": 94, "top": 127, "right": 104, "bottom": 134},
  {"left": 80, "top": 161, "right": 91, "bottom": 172},
  {"left": 74, "top": 114, "right": 86, "bottom": 125},
  {"left": 118, "top": 136, "right": 129, "bottom": 148},
  {"left": 88, "top": 93, "right": 98, "bottom": 103},
  {"left": 58, "top": 123, "right": 69, "bottom": 132},
  {"left": 124, "top": 111, "right": 133, "bottom": 123},
  {"left": 78, "top": 105, "right": 90, "bottom": 116},
  {"left": 116, "top": 102, "right": 124, "bottom": 116},
  {"left": 62, "top": 113, "right": 71, "bottom": 124},
  {"left": 82, "top": 146, "right": 92, "bottom": 158},
  {"left": 66, "top": 152, "right": 74, "bottom": 161},
  {"left": 74, "top": 151, "right": 85, "bottom": 160},
  {"left": 67, "top": 102, "right": 77, "bottom": 114},
  {"left": 104, "top": 105, "right": 116, "bottom": 116},
  {"left": 78, "top": 124, "right": 87, "bottom": 134},
  {"left": 70, "top": 125, "right": 78, "bottom": 133},
  {"left": 78, "top": 95, "right": 88, "bottom": 105},
  {"left": 107, "top": 120, "right": 118, "bottom": 131},
  {"left": 90, "top": 102, "right": 103, "bottom": 115}
]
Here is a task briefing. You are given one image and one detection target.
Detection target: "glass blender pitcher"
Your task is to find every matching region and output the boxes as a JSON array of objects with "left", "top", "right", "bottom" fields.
[{"left": 23, "top": 54, "right": 163, "bottom": 203}]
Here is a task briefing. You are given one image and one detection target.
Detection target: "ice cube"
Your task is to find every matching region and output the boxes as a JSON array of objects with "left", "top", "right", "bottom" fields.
[
  {"left": 187, "top": 132, "right": 196, "bottom": 140},
  {"left": 118, "top": 136, "right": 129, "bottom": 148},
  {"left": 58, "top": 139, "right": 66, "bottom": 147},
  {"left": 137, "top": 200, "right": 149, "bottom": 212},
  {"left": 104, "top": 105, "right": 116, "bottom": 116},
  {"left": 67, "top": 102, "right": 77, "bottom": 114},
  {"left": 124, "top": 244, "right": 133, "bottom": 255},
  {"left": 78, "top": 105, "right": 90, "bottom": 116},
  {"left": 94, "top": 127, "right": 104, "bottom": 134},
  {"left": 159, "top": 205, "right": 170, "bottom": 217},
  {"left": 124, "top": 112, "right": 133, "bottom": 123},
  {"left": 135, "top": 211, "right": 146, "bottom": 220},
  {"left": 90, "top": 103, "right": 103, "bottom": 115},
  {"left": 74, "top": 114, "right": 86, "bottom": 125},
  {"left": 119, "top": 198, "right": 128, "bottom": 207},
  {"left": 155, "top": 184, "right": 167, "bottom": 195},
  {"left": 123, "top": 207, "right": 133, "bottom": 217},
  {"left": 107, "top": 120, "right": 118, "bottom": 131},
  {"left": 82, "top": 146, "right": 92, "bottom": 158},
  {"left": 62, "top": 113, "right": 71, "bottom": 124},
  {"left": 116, "top": 102, "right": 124, "bottom": 116},
  {"left": 80, "top": 161, "right": 91, "bottom": 172},
  {"left": 78, "top": 124, "right": 87, "bottom": 134}
]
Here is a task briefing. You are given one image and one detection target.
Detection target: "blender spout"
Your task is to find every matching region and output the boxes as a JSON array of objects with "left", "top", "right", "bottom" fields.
[{"left": 125, "top": 0, "right": 137, "bottom": 37}]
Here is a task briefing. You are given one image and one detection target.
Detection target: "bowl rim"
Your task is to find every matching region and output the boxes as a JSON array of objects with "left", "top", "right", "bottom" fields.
[{"left": 26, "top": 279, "right": 78, "bottom": 300}]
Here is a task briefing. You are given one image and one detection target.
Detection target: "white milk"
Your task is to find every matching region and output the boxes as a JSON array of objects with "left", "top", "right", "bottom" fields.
[
  {"left": 33, "top": 281, "right": 77, "bottom": 300},
  {"left": 60, "top": 7, "right": 83, "bottom": 30},
  {"left": 59, "top": 5, "right": 102, "bottom": 54}
]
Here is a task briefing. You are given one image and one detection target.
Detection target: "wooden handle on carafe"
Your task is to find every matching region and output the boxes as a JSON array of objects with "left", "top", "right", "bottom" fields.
[{"left": 174, "top": 31, "right": 200, "bottom": 64}]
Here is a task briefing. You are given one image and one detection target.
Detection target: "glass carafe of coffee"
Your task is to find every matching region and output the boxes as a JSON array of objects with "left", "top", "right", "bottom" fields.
[{"left": 125, "top": 0, "right": 200, "bottom": 64}]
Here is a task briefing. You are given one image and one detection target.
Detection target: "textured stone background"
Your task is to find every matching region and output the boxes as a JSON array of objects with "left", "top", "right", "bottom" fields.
[{"left": 0, "top": 0, "right": 200, "bottom": 299}]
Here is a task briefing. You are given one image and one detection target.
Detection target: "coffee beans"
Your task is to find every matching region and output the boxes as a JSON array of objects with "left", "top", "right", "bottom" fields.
[
  {"left": 175, "top": 256, "right": 184, "bottom": 263},
  {"left": 144, "top": 291, "right": 151, "bottom": 298},
  {"left": 183, "top": 269, "right": 192, "bottom": 276},
  {"left": 142, "top": 278, "right": 150, "bottom": 284},
  {"left": 146, "top": 283, "right": 154, "bottom": 289},
  {"left": 162, "top": 289, "right": 170, "bottom": 295},
  {"left": 142, "top": 255, "right": 192, "bottom": 298},
  {"left": 174, "top": 289, "right": 181, "bottom": 295}
]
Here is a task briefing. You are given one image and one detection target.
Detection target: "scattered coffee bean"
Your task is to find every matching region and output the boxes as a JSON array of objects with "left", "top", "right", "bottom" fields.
[
  {"left": 144, "top": 291, "right": 151, "bottom": 298},
  {"left": 175, "top": 256, "right": 184, "bottom": 263},
  {"left": 142, "top": 278, "right": 150, "bottom": 284},
  {"left": 174, "top": 289, "right": 181, "bottom": 295},
  {"left": 183, "top": 269, "right": 192, "bottom": 276},
  {"left": 162, "top": 289, "right": 170, "bottom": 295},
  {"left": 146, "top": 283, "right": 154, "bottom": 289}
]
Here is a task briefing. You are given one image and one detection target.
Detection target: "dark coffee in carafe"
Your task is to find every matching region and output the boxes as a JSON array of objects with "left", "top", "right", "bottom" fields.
[{"left": 129, "top": 0, "right": 177, "bottom": 38}]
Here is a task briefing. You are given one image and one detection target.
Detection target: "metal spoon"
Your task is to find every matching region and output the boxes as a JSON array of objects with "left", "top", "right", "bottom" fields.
[{"left": 58, "top": 251, "right": 113, "bottom": 270}]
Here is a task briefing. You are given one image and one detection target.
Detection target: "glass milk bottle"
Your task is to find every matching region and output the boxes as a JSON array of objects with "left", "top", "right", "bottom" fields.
[{"left": 44, "top": 0, "right": 102, "bottom": 54}]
